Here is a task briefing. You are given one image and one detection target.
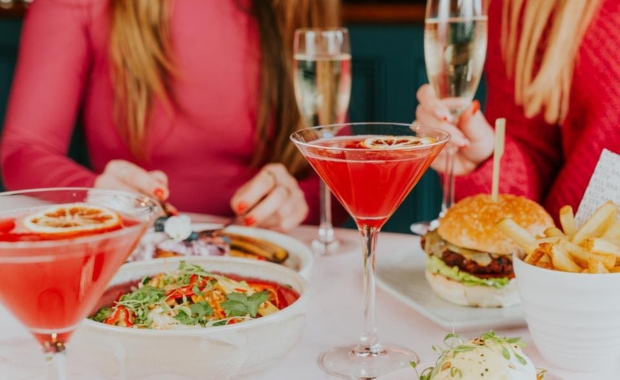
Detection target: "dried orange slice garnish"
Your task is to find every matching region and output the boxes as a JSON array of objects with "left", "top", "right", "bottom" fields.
[
  {"left": 23, "top": 203, "right": 121, "bottom": 237},
  {"left": 361, "top": 136, "right": 436, "bottom": 149}
]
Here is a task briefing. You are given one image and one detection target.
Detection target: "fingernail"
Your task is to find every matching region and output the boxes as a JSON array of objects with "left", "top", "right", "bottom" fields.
[
  {"left": 435, "top": 109, "right": 453, "bottom": 123},
  {"left": 243, "top": 216, "right": 256, "bottom": 226},
  {"left": 471, "top": 100, "right": 480, "bottom": 114},
  {"left": 458, "top": 139, "right": 470, "bottom": 148},
  {"left": 236, "top": 202, "right": 248, "bottom": 214},
  {"left": 154, "top": 188, "right": 165, "bottom": 201}
]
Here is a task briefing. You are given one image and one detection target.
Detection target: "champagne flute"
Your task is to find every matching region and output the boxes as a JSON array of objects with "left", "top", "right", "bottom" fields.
[
  {"left": 410, "top": 0, "right": 487, "bottom": 235},
  {"left": 293, "top": 28, "right": 354, "bottom": 255}
]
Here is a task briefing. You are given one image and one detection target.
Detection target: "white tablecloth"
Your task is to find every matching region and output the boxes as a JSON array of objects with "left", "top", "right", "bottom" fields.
[{"left": 0, "top": 224, "right": 615, "bottom": 379}]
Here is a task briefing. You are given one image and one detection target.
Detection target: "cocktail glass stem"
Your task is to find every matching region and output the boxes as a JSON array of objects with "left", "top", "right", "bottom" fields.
[
  {"left": 355, "top": 224, "right": 383, "bottom": 355},
  {"left": 44, "top": 341, "right": 67, "bottom": 380}
]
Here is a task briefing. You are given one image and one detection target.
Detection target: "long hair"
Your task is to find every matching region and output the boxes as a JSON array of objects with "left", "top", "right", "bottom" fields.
[
  {"left": 501, "top": 0, "right": 603, "bottom": 124},
  {"left": 109, "top": 0, "right": 340, "bottom": 176}
]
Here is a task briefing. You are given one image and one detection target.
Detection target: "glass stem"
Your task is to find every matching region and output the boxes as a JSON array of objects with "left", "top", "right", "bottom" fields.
[
  {"left": 44, "top": 341, "right": 67, "bottom": 380},
  {"left": 317, "top": 180, "right": 335, "bottom": 244},
  {"left": 440, "top": 145, "right": 457, "bottom": 216},
  {"left": 355, "top": 224, "right": 384, "bottom": 356}
]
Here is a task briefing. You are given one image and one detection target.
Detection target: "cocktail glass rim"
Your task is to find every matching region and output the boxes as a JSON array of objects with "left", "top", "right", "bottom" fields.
[
  {"left": 291, "top": 122, "right": 451, "bottom": 150},
  {"left": 0, "top": 187, "right": 160, "bottom": 252}
]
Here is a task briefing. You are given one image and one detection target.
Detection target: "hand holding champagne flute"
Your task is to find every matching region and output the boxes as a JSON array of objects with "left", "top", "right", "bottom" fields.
[
  {"left": 293, "top": 28, "right": 353, "bottom": 255},
  {"left": 411, "top": 0, "right": 487, "bottom": 235}
]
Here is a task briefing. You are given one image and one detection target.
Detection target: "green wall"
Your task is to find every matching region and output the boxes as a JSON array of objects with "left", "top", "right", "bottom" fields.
[
  {"left": 346, "top": 24, "right": 441, "bottom": 233},
  {"left": 0, "top": 20, "right": 485, "bottom": 234}
]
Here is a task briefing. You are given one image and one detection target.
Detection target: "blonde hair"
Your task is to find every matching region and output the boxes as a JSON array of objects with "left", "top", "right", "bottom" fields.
[
  {"left": 501, "top": 0, "right": 603, "bottom": 124},
  {"left": 109, "top": 0, "right": 339, "bottom": 175}
]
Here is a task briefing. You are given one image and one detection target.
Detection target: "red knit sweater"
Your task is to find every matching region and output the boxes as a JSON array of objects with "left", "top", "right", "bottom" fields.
[{"left": 455, "top": 0, "right": 620, "bottom": 221}]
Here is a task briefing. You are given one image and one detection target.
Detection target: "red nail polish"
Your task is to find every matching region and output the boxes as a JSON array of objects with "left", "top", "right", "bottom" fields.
[
  {"left": 236, "top": 202, "right": 248, "bottom": 213},
  {"left": 243, "top": 216, "right": 256, "bottom": 226},
  {"left": 154, "top": 188, "right": 165, "bottom": 200},
  {"left": 471, "top": 100, "right": 480, "bottom": 114}
]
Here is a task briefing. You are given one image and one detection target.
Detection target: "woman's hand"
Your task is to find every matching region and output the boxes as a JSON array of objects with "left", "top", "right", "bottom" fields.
[
  {"left": 415, "top": 84, "right": 495, "bottom": 176},
  {"left": 230, "top": 163, "right": 308, "bottom": 232},
  {"left": 94, "top": 159, "right": 169, "bottom": 201}
]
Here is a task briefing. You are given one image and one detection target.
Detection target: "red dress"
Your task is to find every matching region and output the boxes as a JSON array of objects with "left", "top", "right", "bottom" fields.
[
  {"left": 0, "top": 0, "right": 324, "bottom": 223},
  {"left": 455, "top": 0, "right": 620, "bottom": 221}
]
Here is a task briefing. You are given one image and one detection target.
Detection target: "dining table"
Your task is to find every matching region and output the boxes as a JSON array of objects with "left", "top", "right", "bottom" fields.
[{"left": 0, "top": 221, "right": 616, "bottom": 380}]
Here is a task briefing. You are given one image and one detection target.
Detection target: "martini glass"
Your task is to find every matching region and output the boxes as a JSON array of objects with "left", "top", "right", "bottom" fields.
[
  {"left": 291, "top": 123, "right": 449, "bottom": 379},
  {"left": 0, "top": 188, "right": 159, "bottom": 379}
]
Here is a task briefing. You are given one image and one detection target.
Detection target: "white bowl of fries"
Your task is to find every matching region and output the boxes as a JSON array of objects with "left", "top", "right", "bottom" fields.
[
  {"left": 503, "top": 201, "right": 620, "bottom": 372},
  {"left": 70, "top": 256, "right": 309, "bottom": 379}
]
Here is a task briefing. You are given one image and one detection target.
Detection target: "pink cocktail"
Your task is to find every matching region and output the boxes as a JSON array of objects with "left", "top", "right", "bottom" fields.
[
  {"left": 292, "top": 123, "right": 449, "bottom": 379},
  {"left": 0, "top": 188, "right": 159, "bottom": 379}
]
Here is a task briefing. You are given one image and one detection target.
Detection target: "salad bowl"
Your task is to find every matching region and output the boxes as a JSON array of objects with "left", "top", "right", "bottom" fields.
[{"left": 71, "top": 256, "right": 309, "bottom": 379}]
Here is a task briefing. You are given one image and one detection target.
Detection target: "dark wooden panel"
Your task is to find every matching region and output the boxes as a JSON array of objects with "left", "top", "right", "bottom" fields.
[
  {"left": 343, "top": 24, "right": 443, "bottom": 233},
  {"left": 0, "top": 19, "right": 21, "bottom": 192}
]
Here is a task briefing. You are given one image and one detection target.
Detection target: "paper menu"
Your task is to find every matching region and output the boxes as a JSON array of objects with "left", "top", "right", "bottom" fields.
[{"left": 575, "top": 149, "right": 620, "bottom": 226}]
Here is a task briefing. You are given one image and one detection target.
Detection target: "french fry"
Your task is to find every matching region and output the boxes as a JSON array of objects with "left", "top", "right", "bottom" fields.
[
  {"left": 548, "top": 244, "right": 582, "bottom": 272},
  {"left": 582, "top": 238, "right": 620, "bottom": 255},
  {"left": 536, "top": 261, "right": 554, "bottom": 270},
  {"left": 538, "top": 253, "right": 552, "bottom": 265},
  {"left": 587, "top": 257, "right": 609, "bottom": 274},
  {"left": 544, "top": 227, "right": 565, "bottom": 238},
  {"left": 524, "top": 249, "right": 546, "bottom": 266},
  {"left": 601, "top": 219, "right": 620, "bottom": 240},
  {"left": 501, "top": 200, "right": 620, "bottom": 274},
  {"left": 571, "top": 201, "right": 618, "bottom": 245},
  {"left": 560, "top": 240, "right": 616, "bottom": 270},
  {"left": 559, "top": 205, "right": 577, "bottom": 236},
  {"left": 497, "top": 218, "right": 536, "bottom": 250}
]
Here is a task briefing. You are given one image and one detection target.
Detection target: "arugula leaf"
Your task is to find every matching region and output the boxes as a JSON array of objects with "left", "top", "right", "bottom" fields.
[
  {"left": 174, "top": 308, "right": 195, "bottom": 325},
  {"left": 91, "top": 307, "right": 113, "bottom": 322},
  {"left": 247, "top": 292, "right": 269, "bottom": 317},
  {"left": 116, "top": 285, "right": 166, "bottom": 325},
  {"left": 192, "top": 285, "right": 204, "bottom": 297},
  {"left": 221, "top": 291, "right": 269, "bottom": 318},
  {"left": 190, "top": 301, "right": 213, "bottom": 319},
  {"left": 173, "top": 302, "right": 213, "bottom": 326}
]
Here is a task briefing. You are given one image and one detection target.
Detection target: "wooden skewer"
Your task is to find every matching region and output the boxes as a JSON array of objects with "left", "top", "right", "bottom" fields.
[{"left": 491, "top": 118, "right": 506, "bottom": 202}]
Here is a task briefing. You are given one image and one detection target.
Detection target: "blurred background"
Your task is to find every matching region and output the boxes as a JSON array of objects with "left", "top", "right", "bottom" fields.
[{"left": 0, "top": 0, "right": 486, "bottom": 233}]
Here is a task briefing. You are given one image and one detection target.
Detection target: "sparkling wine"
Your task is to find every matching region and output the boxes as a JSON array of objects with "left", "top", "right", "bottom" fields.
[
  {"left": 424, "top": 17, "right": 487, "bottom": 113},
  {"left": 293, "top": 53, "right": 352, "bottom": 126}
]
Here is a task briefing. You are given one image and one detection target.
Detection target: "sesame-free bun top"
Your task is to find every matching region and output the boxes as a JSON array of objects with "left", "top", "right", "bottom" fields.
[{"left": 437, "top": 194, "right": 554, "bottom": 255}]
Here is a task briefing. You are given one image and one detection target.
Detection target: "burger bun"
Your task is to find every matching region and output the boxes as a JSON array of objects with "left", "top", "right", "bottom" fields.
[
  {"left": 437, "top": 194, "right": 554, "bottom": 255},
  {"left": 425, "top": 270, "right": 520, "bottom": 308}
]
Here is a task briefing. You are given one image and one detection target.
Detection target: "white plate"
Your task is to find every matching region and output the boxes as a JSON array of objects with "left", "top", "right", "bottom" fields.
[
  {"left": 134, "top": 223, "right": 313, "bottom": 279},
  {"left": 377, "top": 364, "right": 563, "bottom": 380},
  {"left": 376, "top": 245, "right": 525, "bottom": 331},
  {"left": 223, "top": 225, "right": 313, "bottom": 278}
]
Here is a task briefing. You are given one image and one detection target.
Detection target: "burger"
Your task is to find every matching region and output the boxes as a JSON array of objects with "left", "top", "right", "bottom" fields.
[
  {"left": 422, "top": 194, "right": 553, "bottom": 308},
  {"left": 417, "top": 331, "right": 542, "bottom": 380}
]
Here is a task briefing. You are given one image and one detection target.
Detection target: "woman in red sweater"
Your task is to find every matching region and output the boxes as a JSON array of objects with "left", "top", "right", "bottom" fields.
[
  {"left": 416, "top": 0, "right": 618, "bottom": 220},
  {"left": 0, "top": 0, "right": 341, "bottom": 232}
]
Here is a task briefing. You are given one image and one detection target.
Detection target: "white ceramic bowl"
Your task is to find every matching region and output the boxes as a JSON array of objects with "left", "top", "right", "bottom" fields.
[
  {"left": 71, "top": 256, "right": 309, "bottom": 379},
  {"left": 514, "top": 253, "right": 620, "bottom": 372}
]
